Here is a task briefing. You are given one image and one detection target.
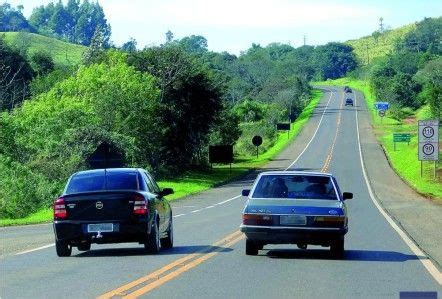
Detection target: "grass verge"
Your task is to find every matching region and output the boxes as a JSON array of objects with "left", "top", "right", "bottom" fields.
[
  {"left": 0, "top": 89, "right": 323, "bottom": 226},
  {"left": 313, "top": 78, "right": 441, "bottom": 200}
]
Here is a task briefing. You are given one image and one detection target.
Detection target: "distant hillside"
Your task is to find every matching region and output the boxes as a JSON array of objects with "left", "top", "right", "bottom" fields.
[
  {"left": 1, "top": 32, "right": 86, "bottom": 66},
  {"left": 346, "top": 24, "right": 416, "bottom": 65}
]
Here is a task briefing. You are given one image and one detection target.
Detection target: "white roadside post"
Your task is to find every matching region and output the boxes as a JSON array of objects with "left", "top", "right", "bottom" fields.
[{"left": 418, "top": 120, "right": 439, "bottom": 178}]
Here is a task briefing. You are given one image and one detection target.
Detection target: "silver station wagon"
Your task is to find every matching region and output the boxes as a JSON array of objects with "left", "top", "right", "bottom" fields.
[{"left": 240, "top": 171, "right": 353, "bottom": 257}]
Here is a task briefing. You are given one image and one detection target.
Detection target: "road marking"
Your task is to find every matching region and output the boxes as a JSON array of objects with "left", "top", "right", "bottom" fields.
[
  {"left": 172, "top": 214, "right": 185, "bottom": 218},
  {"left": 321, "top": 92, "right": 344, "bottom": 173},
  {"left": 15, "top": 243, "right": 55, "bottom": 255},
  {"left": 354, "top": 92, "right": 442, "bottom": 285},
  {"left": 123, "top": 234, "right": 245, "bottom": 298},
  {"left": 285, "top": 89, "right": 334, "bottom": 170},
  {"left": 97, "top": 230, "right": 243, "bottom": 299}
]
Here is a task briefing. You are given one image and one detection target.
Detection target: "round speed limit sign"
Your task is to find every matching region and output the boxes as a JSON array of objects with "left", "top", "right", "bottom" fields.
[
  {"left": 422, "top": 143, "right": 435, "bottom": 155},
  {"left": 422, "top": 126, "right": 435, "bottom": 138}
]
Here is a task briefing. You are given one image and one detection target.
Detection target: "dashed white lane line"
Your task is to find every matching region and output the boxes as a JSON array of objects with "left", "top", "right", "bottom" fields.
[
  {"left": 15, "top": 243, "right": 55, "bottom": 255},
  {"left": 172, "top": 214, "right": 185, "bottom": 218},
  {"left": 354, "top": 92, "right": 442, "bottom": 285}
]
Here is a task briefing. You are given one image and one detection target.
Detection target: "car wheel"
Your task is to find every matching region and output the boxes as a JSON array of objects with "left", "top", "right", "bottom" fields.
[
  {"left": 56, "top": 240, "right": 72, "bottom": 257},
  {"left": 145, "top": 219, "right": 160, "bottom": 254},
  {"left": 330, "top": 238, "right": 345, "bottom": 258},
  {"left": 245, "top": 239, "right": 259, "bottom": 255},
  {"left": 77, "top": 243, "right": 91, "bottom": 251},
  {"left": 160, "top": 218, "right": 173, "bottom": 249}
]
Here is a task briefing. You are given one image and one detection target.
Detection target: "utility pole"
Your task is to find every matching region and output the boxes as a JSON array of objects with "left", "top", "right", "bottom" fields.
[{"left": 303, "top": 35, "right": 306, "bottom": 46}]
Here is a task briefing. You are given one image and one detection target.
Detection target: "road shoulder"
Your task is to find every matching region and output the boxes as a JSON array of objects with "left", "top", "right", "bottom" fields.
[{"left": 356, "top": 89, "right": 442, "bottom": 271}]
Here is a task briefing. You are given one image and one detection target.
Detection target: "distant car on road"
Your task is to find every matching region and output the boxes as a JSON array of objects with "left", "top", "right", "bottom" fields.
[
  {"left": 53, "top": 168, "right": 174, "bottom": 257},
  {"left": 345, "top": 98, "right": 354, "bottom": 106},
  {"left": 344, "top": 86, "right": 352, "bottom": 93},
  {"left": 240, "top": 171, "right": 352, "bottom": 257}
]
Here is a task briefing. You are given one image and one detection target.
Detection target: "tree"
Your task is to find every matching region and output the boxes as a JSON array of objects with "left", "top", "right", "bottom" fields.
[
  {"left": 128, "top": 46, "right": 224, "bottom": 171},
  {"left": 0, "top": 3, "right": 34, "bottom": 32},
  {"left": 415, "top": 57, "right": 442, "bottom": 119},
  {"left": 313, "top": 42, "right": 358, "bottom": 80},
  {"left": 82, "top": 26, "right": 106, "bottom": 65},
  {"left": 29, "top": 0, "right": 111, "bottom": 46},
  {"left": 165, "top": 30, "right": 174, "bottom": 43},
  {"left": 178, "top": 35, "right": 208, "bottom": 54},
  {"left": 121, "top": 37, "right": 137, "bottom": 53},
  {"left": 30, "top": 50, "right": 55, "bottom": 75},
  {"left": 0, "top": 37, "right": 34, "bottom": 111}
]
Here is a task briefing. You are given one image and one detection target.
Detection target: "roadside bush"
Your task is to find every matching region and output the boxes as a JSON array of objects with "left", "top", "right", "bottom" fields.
[
  {"left": 235, "top": 121, "right": 277, "bottom": 156},
  {"left": 0, "top": 155, "right": 57, "bottom": 218}
]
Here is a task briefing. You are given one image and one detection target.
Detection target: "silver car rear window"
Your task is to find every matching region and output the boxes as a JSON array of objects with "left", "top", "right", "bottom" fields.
[{"left": 252, "top": 175, "right": 338, "bottom": 200}]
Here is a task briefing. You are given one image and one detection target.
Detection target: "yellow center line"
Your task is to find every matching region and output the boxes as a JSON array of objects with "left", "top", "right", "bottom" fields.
[
  {"left": 321, "top": 92, "right": 345, "bottom": 173},
  {"left": 97, "top": 230, "right": 243, "bottom": 299},
  {"left": 123, "top": 234, "right": 246, "bottom": 298}
]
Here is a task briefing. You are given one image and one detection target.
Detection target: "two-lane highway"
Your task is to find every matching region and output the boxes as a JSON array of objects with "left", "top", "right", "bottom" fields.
[{"left": 0, "top": 88, "right": 440, "bottom": 298}]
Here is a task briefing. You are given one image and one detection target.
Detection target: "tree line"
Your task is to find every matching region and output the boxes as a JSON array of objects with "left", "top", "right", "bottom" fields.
[
  {"left": 367, "top": 17, "right": 441, "bottom": 120},
  {"left": 0, "top": 1, "right": 110, "bottom": 46}
]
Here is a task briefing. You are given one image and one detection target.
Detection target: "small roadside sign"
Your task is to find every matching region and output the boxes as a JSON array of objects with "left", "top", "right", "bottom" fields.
[
  {"left": 379, "top": 110, "right": 386, "bottom": 117},
  {"left": 374, "top": 102, "right": 389, "bottom": 110},
  {"left": 393, "top": 133, "right": 411, "bottom": 150},
  {"left": 418, "top": 120, "right": 439, "bottom": 161},
  {"left": 276, "top": 123, "right": 290, "bottom": 131}
]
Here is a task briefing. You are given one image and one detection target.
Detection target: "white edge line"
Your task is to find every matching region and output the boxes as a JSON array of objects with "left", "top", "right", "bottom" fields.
[
  {"left": 285, "top": 88, "right": 334, "bottom": 170},
  {"left": 15, "top": 243, "right": 55, "bottom": 255},
  {"left": 354, "top": 91, "right": 442, "bottom": 285}
]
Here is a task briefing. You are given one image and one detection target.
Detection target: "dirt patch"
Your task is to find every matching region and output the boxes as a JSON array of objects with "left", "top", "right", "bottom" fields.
[{"left": 403, "top": 117, "right": 416, "bottom": 125}]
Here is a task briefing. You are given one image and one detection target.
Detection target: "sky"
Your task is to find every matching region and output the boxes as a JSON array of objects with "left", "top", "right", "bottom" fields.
[{"left": 5, "top": 0, "right": 442, "bottom": 54}]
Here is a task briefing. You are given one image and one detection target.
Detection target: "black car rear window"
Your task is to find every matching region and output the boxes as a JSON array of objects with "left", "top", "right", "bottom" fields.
[
  {"left": 65, "top": 172, "right": 139, "bottom": 194},
  {"left": 252, "top": 175, "right": 338, "bottom": 200}
]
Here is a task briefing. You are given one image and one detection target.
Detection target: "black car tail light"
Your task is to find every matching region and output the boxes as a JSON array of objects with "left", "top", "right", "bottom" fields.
[
  {"left": 133, "top": 195, "right": 148, "bottom": 215},
  {"left": 242, "top": 214, "right": 273, "bottom": 225},
  {"left": 54, "top": 197, "right": 67, "bottom": 219}
]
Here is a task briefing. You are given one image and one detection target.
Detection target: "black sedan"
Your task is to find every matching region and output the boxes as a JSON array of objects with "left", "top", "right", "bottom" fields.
[
  {"left": 240, "top": 171, "right": 352, "bottom": 257},
  {"left": 53, "top": 168, "right": 174, "bottom": 256}
]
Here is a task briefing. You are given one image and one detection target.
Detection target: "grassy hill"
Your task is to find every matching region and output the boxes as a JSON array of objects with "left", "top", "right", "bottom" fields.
[
  {"left": 1, "top": 32, "right": 86, "bottom": 66},
  {"left": 346, "top": 24, "right": 415, "bottom": 65}
]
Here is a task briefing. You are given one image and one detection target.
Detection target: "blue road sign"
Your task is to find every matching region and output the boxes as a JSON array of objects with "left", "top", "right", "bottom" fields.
[{"left": 374, "top": 102, "right": 389, "bottom": 110}]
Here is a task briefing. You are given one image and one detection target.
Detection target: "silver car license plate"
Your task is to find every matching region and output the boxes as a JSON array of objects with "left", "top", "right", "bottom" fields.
[
  {"left": 87, "top": 223, "right": 113, "bottom": 233},
  {"left": 280, "top": 215, "right": 306, "bottom": 226}
]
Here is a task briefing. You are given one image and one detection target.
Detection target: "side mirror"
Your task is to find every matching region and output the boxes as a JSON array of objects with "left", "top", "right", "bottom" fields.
[
  {"left": 242, "top": 189, "right": 250, "bottom": 196},
  {"left": 160, "top": 188, "right": 174, "bottom": 196},
  {"left": 343, "top": 192, "right": 353, "bottom": 200}
]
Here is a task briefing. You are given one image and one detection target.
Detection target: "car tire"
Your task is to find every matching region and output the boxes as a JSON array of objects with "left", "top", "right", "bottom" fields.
[
  {"left": 330, "top": 238, "right": 345, "bottom": 258},
  {"left": 56, "top": 240, "right": 72, "bottom": 257},
  {"left": 245, "top": 239, "right": 259, "bottom": 255},
  {"left": 145, "top": 220, "right": 160, "bottom": 254},
  {"left": 77, "top": 243, "right": 91, "bottom": 251},
  {"left": 160, "top": 218, "right": 173, "bottom": 249}
]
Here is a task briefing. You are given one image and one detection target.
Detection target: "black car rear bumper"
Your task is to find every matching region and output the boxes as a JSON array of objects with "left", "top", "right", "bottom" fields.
[
  {"left": 54, "top": 219, "right": 150, "bottom": 245},
  {"left": 240, "top": 224, "right": 347, "bottom": 246}
]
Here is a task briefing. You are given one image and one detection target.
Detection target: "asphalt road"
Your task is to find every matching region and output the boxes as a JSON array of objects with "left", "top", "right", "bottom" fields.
[{"left": 0, "top": 87, "right": 440, "bottom": 299}]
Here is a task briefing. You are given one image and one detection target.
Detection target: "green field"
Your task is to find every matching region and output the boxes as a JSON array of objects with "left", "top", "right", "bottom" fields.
[
  {"left": 346, "top": 24, "right": 415, "bottom": 65},
  {"left": 314, "top": 78, "right": 441, "bottom": 200},
  {"left": 1, "top": 32, "right": 86, "bottom": 66},
  {"left": 0, "top": 90, "right": 323, "bottom": 226}
]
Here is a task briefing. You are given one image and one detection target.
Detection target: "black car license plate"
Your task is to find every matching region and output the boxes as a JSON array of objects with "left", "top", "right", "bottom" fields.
[{"left": 87, "top": 223, "right": 113, "bottom": 233}]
